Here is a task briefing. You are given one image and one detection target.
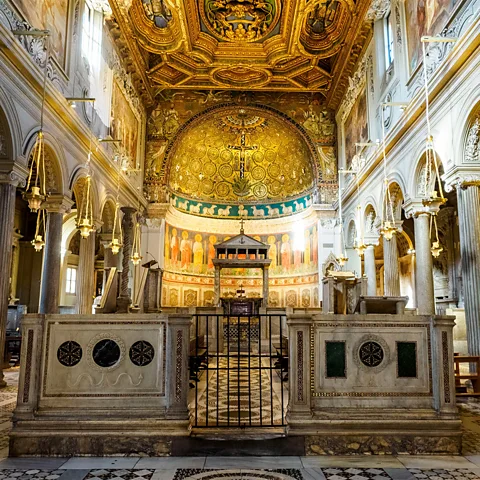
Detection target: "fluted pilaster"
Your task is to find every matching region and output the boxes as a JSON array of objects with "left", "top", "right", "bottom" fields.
[
  {"left": 457, "top": 185, "right": 480, "bottom": 355},
  {"left": 383, "top": 232, "right": 401, "bottom": 296}
]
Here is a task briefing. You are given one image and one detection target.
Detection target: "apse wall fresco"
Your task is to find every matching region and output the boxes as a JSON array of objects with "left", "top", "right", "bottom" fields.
[
  {"left": 405, "top": 0, "right": 458, "bottom": 72},
  {"left": 15, "top": 0, "right": 69, "bottom": 68},
  {"left": 164, "top": 222, "right": 318, "bottom": 278}
]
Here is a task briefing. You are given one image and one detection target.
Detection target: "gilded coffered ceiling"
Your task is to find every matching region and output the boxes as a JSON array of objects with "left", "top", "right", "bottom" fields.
[{"left": 107, "top": 0, "right": 373, "bottom": 107}]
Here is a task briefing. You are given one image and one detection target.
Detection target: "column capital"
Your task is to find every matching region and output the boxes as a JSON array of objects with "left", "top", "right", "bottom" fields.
[
  {"left": 147, "top": 202, "right": 169, "bottom": 222},
  {"left": 403, "top": 198, "right": 431, "bottom": 218},
  {"left": 121, "top": 206, "right": 137, "bottom": 217},
  {"left": 43, "top": 194, "right": 74, "bottom": 214},
  {"left": 443, "top": 167, "right": 480, "bottom": 192},
  {"left": 0, "top": 170, "right": 26, "bottom": 187}
]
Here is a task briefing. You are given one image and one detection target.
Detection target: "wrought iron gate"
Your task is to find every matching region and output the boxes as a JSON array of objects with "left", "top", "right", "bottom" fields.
[{"left": 189, "top": 314, "right": 288, "bottom": 428}]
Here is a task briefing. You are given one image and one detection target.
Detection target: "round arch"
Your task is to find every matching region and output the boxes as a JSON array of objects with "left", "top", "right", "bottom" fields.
[
  {"left": 0, "top": 85, "right": 22, "bottom": 163},
  {"left": 70, "top": 167, "right": 101, "bottom": 221}
]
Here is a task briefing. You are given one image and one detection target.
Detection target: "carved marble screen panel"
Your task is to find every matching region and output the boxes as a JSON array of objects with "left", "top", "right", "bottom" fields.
[
  {"left": 344, "top": 88, "right": 368, "bottom": 168},
  {"left": 14, "top": 0, "right": 69, "bottom": 68},
  {"left": 405, "top": 0, "right": 458, "bottom": 73},
  {"left": 110, "top": 82, "right": 139, "bottom": 167}
]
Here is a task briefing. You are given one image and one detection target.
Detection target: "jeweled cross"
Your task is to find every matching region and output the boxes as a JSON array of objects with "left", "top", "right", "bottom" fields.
[
  {"left": 239, "top": 217, "right": 245, "bottom": 234},
  {"left": 228, "top": 129, "right": 258, "bottom": 179}
]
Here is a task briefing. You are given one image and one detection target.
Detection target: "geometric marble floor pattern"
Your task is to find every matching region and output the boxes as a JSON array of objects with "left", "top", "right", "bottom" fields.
[
  {"left": 173, "top": 470, "right": 303, "bottom": 480},
  {"left": 192, "top": 355, "right": 284, "bottom": 427}
]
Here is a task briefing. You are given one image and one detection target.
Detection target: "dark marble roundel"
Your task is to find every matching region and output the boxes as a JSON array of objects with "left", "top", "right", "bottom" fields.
[
  {"left": 359, "top": 341, "right": 384, "bottom": 367},
  {"left": 57, "top": 341, "right": 82, "bottom": 367},
  {"left": 129, "top": 340, "right": 155, "bottom": 366},
  {"left": 92, "top": 339, "right": 121, "bottom": 368}
]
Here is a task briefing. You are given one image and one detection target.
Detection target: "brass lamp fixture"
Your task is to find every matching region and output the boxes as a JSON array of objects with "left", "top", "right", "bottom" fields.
[
  {"left": 131, "top": 187, "right": 143, "bottom": 265},
  {"left": 379, "top": 105, "right": 398, "bottom": 242},
  {"left": 420, "top": 36, "right": 456, "bottom": 256},
  {"left": 77, "top": 173, "right": 94, "bottom": 239},
  {"left": 109, "top": 159, "right": 123, "bottom": 255},
  {"left": 17, "top": 30, "right": 50, "bottom": 251},
  {"left": 336, "top": 168, "right": 349, "bottom": 268}
]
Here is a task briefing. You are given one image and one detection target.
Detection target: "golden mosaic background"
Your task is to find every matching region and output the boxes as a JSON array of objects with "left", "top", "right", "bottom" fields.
[{"left": 167, "top": 107, "right": 315, "bottom": 202}]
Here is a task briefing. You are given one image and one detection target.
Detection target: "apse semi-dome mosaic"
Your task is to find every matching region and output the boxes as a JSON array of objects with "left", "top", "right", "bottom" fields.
[{"left": 167, "top": 106, "right": 316, "bottom": 204}]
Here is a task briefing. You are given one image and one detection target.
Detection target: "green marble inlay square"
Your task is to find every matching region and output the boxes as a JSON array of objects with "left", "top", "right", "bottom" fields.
[
  {"left": 326, "top": 341, "right": 346, "bottom": 378},
  {"left": 397, "top": 342, "right": 417, "bottom": 377}
]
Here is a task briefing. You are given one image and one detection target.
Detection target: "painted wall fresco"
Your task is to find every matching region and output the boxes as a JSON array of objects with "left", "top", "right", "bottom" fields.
[
  {"left": 15, "top": 0, "right": 69, "bottom": 68},
  {"left": 344, "top": 87, "right": 368, "bottom": 167},
  {"left": 405, "top": 0, "right": 458, "bottom": 73},
  {"left": 170, "top": 193, "right": 312, "bottom": 219},
  {"left": 164, "top": 222, "right": 318, "bottom": 277},
  {"left": 110, "top": 82, "right": 140, "bottom": 167}
]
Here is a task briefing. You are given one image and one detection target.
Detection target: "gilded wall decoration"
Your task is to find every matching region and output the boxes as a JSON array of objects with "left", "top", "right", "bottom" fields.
[
  {"left": 286, "top": 290, "right": 297, "bottom": 307},
  {"left": 164, "top": 222, "right": 318, "bottom": 278},
  {"left": 110, "top": 82, "right": 140, "bottom": 167},
  {"left": 184, "top": 289, "right": 198, "bottom": 306},
  {"left": 167, "top": 106, "right": 315, "bottom": 203},
  {"left": 200, "top": 0, "right": 281, "bottom": 43},
  {"left": 14, "top": 0, "right": 69, "bottom": 68},
  {"left": 141, "top": 0, "right": 172, "bottom": 28},
  {"left": 144, "top": 93, "right": 337, "bottom": 204}
]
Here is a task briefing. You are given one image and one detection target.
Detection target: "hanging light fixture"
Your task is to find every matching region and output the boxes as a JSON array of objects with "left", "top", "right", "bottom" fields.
[
  {"left": 76, "top": 100, "right": 96, "bottom": 239},
  {"left": 353, "top": 168, "right": 366, "bottom": 257},
  {"left": 336, "top": 169, "right": 348, "bottom": 268},
  {"left": 379, "top": 105, "right": 397, "bottom": 242},
  {"left": 131, "top": 214, "right": 142, "bottom": 265},
  {"left": 31, "top": 208, "right": 46, "bottom": 252},
  {"left": 108, "top": 162, "right": 123, "bottom": 254},
  {"left": 130, "top": 187, "right": 143, "bottom": 266},
  {"left": 420, "top": 36, "right": 456, "bottom": 256}
]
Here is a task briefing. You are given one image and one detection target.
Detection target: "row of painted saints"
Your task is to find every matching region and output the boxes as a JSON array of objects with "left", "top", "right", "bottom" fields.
[{"left": 164, "top": 224, "right": 319, "bottom": 276}]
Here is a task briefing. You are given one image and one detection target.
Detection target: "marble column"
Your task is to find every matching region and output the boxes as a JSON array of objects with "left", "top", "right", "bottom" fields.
[
  {"left": 117, "top": 207, "right": 136, "bottom": 312},
  {"left": 383, "top": 232, "right": 401, "bottom": 296},
  {"left": 39, "top": 196, "right": 72, "bottom": 314},
  {"left": 364, "top": 245, "right": 377, "bottom": 296},
  {"left": 76, "top": 230, "right": 96, "bottom": 314},
  {"left": 0, "top": 173, "right": 22, "bottom": 387},
  {"left": 457, "top": 185, "right": 480, "bottom": 355},
  {"left": 413, "top": 212, "right": 435, "bottom": 315}
]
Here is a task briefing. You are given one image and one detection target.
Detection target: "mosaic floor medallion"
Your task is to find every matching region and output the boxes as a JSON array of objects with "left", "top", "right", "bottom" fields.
[{"left": 173, "top": 470, "right": 303, "bottom": 480}]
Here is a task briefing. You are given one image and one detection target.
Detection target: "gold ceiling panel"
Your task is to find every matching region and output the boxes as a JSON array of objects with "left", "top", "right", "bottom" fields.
[{"left": 113, "top": 0, "right": 372, "bottom": 103}]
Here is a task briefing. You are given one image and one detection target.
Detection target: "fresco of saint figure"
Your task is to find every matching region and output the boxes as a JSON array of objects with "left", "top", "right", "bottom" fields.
[
  {"left": 267, "top": 235, "right": 277, "bottom": 269},
  {"left": 180, "top": 231, "right": 191, "bottom": 268},
  {"left": 207, "top": 235, "right": 216, "bottom": 269},
  {"left": 171, "top": 228, "right": 179, "bottom": 265},
  {"left": 193, "top": 234, "right": 204, "bottom": 272},
  {"left": 281, "top": 234, "right": 291, "bottom": 270}
]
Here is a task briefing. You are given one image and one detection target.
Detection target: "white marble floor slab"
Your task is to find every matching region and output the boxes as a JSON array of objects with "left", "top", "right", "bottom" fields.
[
  {"left": 0, "top": 458, "right": 68, "bottom": 469},
  {"left": 60, "top": 458, "right": 140, "bottom": 469},
  {"left": 135, "top": 458, "right": 206, "bottom": 469},
  {"left": 300, "top": 456, "right": 405, "bottom": 468},
  {"left": 396, "top": 455, "right": 478, "bottom": 469},
  {"left": 203, "top": 456, "right": 303, "bottom": 469}
]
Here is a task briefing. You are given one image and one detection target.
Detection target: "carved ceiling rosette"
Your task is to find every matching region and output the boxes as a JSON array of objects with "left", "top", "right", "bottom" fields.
[
  {"left": 200, "top": 0, "right": 281, "bottom": 43},
  {"left": 299, "top": 0, "right": 355, "bottom": 58}
]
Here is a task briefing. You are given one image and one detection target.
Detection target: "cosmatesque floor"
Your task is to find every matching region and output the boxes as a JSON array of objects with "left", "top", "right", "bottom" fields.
[{"left": 1, "top": 368, "right": 480, "bottom": 479}]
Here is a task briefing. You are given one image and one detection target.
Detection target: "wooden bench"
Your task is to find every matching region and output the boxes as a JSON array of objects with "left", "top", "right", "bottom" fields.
[{"left": 454, "top": 355, "right": 480, "bottom": 396}]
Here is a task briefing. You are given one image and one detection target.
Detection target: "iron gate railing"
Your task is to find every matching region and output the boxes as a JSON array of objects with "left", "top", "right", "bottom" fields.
[{"left": 189, "top": 314, "right": 288, "bottom": 428}]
